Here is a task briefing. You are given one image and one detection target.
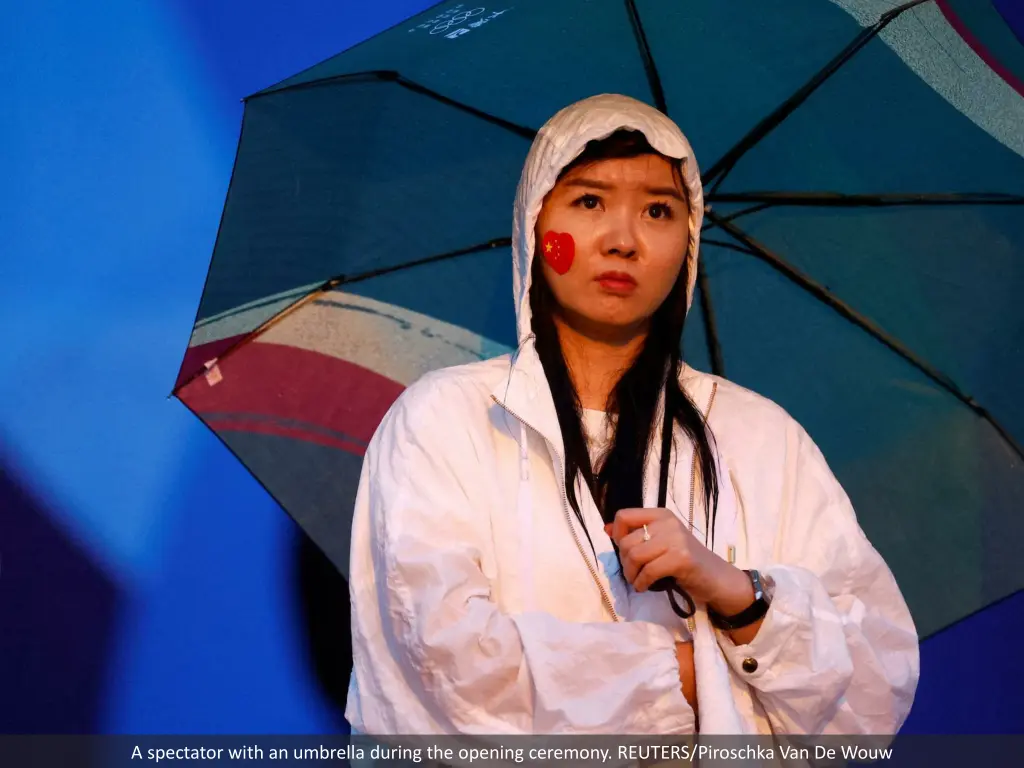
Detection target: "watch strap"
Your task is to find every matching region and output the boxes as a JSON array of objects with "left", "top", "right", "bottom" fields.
[{"left": 708, "top": 569, "right": 771, "bottom": 631}]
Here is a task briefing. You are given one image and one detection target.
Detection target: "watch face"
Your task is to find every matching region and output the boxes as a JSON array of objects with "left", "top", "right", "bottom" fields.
[
  {"left": 748, "top": 569, "right": 773, "bottom": 603},
  {"left": 747, "top": 569, "right": 762, "bottom": 597}
]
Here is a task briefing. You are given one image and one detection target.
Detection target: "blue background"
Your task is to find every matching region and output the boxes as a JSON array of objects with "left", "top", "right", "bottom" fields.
[{"left": 1, "top": 0, "right": 1020, "bottom": 734}]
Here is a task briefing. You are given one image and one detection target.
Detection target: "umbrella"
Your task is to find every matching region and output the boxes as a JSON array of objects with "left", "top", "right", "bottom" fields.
[{"left": 172, "top": 0, "right": 1024, "bottom": 640}]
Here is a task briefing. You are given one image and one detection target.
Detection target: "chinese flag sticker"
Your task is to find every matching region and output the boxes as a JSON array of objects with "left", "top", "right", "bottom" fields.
[{"left": 541, "top": 230, "right": 575, "bottom": 275}]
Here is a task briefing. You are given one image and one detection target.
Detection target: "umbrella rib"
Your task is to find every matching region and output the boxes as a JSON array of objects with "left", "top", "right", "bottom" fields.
[
  {"left": 702, "top": 0, "right": 933, "bottom": 194},
  {"left": 703, "top": 191, "right": 1024, "bottom": 225},
  {"left": 700, "top": 236, "right": 761, "bottom": 257},
  {"left": 708, "top": 191, "right": 1024, "bottom": 207},
  {"left": 624, "top": 0, "right": 667, "bottom": 113},
  {"left": 703, "top": 209, "right": 1024, "bottom": 463},
  {"left": 246, "top": 70, "right": 537, "bottom": 141},
  {"left": 708, "top": 203, "right": 776, "bottom": 225},
  {"left": 171, "top": 237, "right": 511, "bottom": 395},
  {"left": 330, "top": 236, "right": 512, "bottom": 286}
]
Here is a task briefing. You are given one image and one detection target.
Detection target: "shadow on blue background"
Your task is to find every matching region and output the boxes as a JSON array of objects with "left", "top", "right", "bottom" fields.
[
  {"left": 1, "top": 0, "right": 1021, "bottom": 734},
  {"left": 904, "top": 588, "right": 1023, "bottom": 734},
  {"left": 0, "top": 447, "right": 122, "bottom": 733}
]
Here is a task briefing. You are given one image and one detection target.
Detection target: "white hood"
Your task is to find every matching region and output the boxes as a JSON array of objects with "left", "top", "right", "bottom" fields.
[{"left": 511, "top": 93, "right": 706, "bottom": 343}]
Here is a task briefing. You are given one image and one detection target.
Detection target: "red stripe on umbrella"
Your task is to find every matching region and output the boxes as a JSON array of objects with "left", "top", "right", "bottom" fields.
[{"left": 179, "top": 341, "right": 405, "bottom": 449}]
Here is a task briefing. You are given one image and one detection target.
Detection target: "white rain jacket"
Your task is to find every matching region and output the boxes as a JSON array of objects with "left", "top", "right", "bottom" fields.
[{"left": 346, "top": 94, "right": 920, "bottom": 735}]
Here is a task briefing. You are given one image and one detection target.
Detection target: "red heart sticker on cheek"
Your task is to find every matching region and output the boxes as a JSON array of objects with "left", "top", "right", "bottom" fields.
[{"left": 541, "top": 230, "right": 575, "bottom": 275}]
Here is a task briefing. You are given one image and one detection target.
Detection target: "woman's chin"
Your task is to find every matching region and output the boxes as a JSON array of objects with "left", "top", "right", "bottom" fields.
[{"left": 569, "top": 310, "right": 651, "bottom": 339}]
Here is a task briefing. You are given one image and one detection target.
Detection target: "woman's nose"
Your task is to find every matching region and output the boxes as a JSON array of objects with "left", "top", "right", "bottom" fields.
[{"left": 600, "top": 211, "right": 639, "bottom": 259}]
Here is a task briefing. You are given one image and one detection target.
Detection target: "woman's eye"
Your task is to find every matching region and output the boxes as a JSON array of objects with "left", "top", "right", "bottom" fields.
[
  {"left": 648, "top": 203, "right": 674, "bottom": 220},
  {"left": 569, "top": 196, "right": 673, "bottom": 218}
]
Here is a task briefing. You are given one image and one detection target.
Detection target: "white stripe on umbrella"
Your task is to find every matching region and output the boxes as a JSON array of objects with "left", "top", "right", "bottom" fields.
[
  {"left": 829, "top": 0, "right": 1024, "bottom": 159},
  {"left": 197, "top": 289, "right": 514, "bottom": 387},
  {"left": 189, "top": 279, "right": 324, "bottom": 347}
]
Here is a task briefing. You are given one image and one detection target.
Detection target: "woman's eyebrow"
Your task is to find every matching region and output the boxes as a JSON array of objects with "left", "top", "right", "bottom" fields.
[{"left": 563, "top": 178, "right": 685, "bottom": 203}]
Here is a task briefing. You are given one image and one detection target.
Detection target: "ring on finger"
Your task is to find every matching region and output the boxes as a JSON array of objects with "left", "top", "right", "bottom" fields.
[{"left": 642, "top": 524, "right": 651, "bottom": 542}]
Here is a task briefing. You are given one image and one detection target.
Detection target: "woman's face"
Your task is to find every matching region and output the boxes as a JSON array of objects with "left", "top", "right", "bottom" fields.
[{"left": 533, "top": 153, "right": 689, "bottom": 338}]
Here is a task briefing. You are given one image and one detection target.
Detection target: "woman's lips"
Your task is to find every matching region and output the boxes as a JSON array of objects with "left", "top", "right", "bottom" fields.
[{"left": 596, "top": 272, "right": 637, "bottom": 294}]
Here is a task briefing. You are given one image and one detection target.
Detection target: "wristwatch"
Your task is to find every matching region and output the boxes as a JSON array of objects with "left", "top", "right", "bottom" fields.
[{"left": 707, "top": 569, "right": 775, "bottom": 631}]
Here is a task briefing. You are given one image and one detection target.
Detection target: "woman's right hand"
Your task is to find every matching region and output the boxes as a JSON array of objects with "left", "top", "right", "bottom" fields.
[{"left": 675, "top": 641, "right": 698, "bottom": 720}]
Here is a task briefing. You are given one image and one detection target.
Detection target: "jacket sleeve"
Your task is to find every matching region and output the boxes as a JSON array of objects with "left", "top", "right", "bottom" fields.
[
  {"left": 350, "top": 379, "right": 695, "bottom": 734},
  {"left": 714, "top": 421, "right": 920, "bottom": 736}
]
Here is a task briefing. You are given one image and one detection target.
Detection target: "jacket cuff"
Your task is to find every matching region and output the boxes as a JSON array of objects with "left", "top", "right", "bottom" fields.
[
  {"left": 632, "top": 625, "right": 696, "bottom": 734},
  {"left": 711, "top": 565, "right": 809, "bottom": 686}
]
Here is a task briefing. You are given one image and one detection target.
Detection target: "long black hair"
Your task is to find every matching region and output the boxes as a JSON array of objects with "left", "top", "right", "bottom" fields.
[{"left": 528, "top": 128, "right": 719, "bottom": 566}]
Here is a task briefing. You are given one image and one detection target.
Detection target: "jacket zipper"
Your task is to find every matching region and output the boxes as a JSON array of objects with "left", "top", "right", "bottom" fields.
[{"left": 491, "top": 395, "right": 620, "bottom": 622}]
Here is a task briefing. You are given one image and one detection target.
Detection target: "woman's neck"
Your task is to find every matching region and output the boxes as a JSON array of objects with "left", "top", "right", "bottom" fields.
[{"left": 552, "top": 313, "right": 647, "bottom": 410}]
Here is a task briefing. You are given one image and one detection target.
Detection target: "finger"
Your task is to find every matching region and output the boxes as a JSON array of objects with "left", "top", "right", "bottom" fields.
[
  {"left": 611, "top": 507, "right": 660, "bottom": 540},
  {"left": 616, "top": 524, "right": 653, "bottom": 552},
  {"left": 614, "top": 513, "right": 677, "bottom": 548},
  {"left": 620, "top": 539, "right": 667, "bottom": 586},
  {"left": 621, "top": 556, "right": 638, "bottom": 584},
  {"left": 633, "top": 553, "right": 677, "bottom": 593}
]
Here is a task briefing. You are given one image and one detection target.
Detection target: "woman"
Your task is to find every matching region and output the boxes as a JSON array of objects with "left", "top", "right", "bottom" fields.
[{"left": 346, "top": 93, "right": 920, "bottom": 735}]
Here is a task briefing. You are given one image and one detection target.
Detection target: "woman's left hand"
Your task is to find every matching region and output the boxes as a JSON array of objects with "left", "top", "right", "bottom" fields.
[{"left": 605, "top": 507, "right": 730, "bottom": 604}]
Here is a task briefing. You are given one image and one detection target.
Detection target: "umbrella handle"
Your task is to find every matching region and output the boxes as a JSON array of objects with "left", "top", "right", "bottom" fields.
[{"left": 649, "top": 577, "right": 697, "bottom": 618}]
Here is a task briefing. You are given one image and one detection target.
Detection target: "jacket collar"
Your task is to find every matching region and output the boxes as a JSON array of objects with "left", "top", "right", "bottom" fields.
[
  {"left": 489, "top": 336, "right": 565, "bottom": 458},
  {"left": 491, "top": 341, "right": 719, "bottom": 516},
  {"left": 490, "top": 336, "right": 677, "bottom": 506}
]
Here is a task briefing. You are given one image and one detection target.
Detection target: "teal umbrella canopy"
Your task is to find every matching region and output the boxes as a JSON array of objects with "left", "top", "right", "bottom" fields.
[{"left": 174, "top": 0, "right": 1024, "bottom": 639}]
